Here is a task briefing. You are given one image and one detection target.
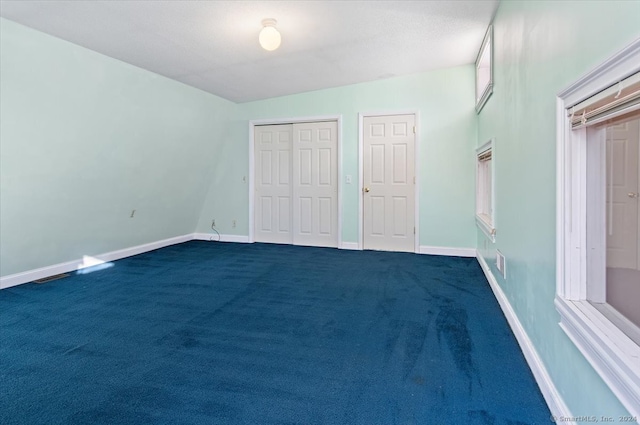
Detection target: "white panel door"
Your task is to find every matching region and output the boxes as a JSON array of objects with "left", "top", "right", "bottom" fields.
[
  {"left": 292, "top": 121, "right": 338, "bottom": 247},
  {"left": 363, "top": 115, "right": 415, "bottom": 252},
  {"left": 254, "top": 124, "right": 293, "bottom": 244},
  {"left": 606, "top": 118, "right": 640, "bottom": 269}
]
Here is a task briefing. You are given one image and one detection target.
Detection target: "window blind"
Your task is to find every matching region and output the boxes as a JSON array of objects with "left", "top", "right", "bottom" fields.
[
  {"left": 568, "top": 71, "right": 640, "bottom": 129},
  {"left": 477, "top": 149, "right": 492, "bottom": 161}
]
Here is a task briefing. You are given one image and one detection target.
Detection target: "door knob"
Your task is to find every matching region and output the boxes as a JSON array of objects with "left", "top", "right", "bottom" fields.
[
  {"left": 363, "top": 187, "right": 370, "bottom": 193},
  {"left": 629, "top": 192, "right": 639, "bottom": 198}
]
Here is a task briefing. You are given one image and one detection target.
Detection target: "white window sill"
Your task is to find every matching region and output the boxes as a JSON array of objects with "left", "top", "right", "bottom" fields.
[
  {"left": 555, "top": 297, "right": 640, "bottom": 417},
  {"left": 476, "top": 214, "right": 495, "bottom": 243}
]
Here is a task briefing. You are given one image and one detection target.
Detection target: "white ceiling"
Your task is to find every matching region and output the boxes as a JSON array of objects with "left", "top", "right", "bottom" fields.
[{"left": 0, "top": 0, "right": 499, "bottom": 103}]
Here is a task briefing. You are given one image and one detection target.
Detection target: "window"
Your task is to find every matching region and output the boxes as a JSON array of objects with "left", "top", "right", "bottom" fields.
[
  {"left": 556, "top": 38, "right": 640, "bottom": 418},
  {"left": 476, "top": 140, "right": 495, "bottom": 242},
  {"left": 586, "top": 116, "right": 640, "bottom": 341},
  {"left": 475, "top": 25, "right": 493, "bottom": 113}
]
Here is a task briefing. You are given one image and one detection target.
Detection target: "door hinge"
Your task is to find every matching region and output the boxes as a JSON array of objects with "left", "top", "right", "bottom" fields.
[
  {"left": 413, "top": 126, "right": 416, "bottom": 134},
  {"left": 413, "top": 227, "right": 416, "bottom": 235}
]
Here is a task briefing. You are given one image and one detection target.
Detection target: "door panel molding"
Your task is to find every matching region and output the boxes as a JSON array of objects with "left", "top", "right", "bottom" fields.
[{"left": 358, "top": 111, "right": 420, "bottom": 252}]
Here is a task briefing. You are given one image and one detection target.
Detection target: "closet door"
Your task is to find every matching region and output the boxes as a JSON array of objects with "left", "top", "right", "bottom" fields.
[
  {"left": 254, "top": 124, "right": 293, "bottom": 244},
  {"left": 292, "top": 121, "right": 338, "bottom": 247}
]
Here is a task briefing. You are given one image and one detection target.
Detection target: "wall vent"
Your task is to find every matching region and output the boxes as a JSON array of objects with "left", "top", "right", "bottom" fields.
[
  {"left": 496, "top": 250, "right": 506, "bottom": 280},
  {"left": 33, "top": 273, "right": 69, "bottom": 284}
]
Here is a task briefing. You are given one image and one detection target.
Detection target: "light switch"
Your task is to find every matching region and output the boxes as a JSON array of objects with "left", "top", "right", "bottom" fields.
[{"left": 346, "top": 175, "right": 352, "bottom": 184}]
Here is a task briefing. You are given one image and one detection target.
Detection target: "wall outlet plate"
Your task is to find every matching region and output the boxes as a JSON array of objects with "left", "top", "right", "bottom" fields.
[{"left": 496, "top": 250, "right": 506, "bottom": 280}]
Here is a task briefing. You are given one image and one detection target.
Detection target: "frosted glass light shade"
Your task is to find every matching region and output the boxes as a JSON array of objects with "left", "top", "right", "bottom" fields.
[{"left": 259, "top": 19, "right": 281, "bottom": 51}]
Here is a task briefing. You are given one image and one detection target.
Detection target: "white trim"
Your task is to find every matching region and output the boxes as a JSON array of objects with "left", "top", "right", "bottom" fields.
[
  {"left": 556, "top": 95, "right": 568, "bottom": 298},
  {"left": 477, "top": 254, "right": 574, "bottom": 423},
  {"left": 1, "top": 259, "right": 83, "bottom": 290},
  {"left": 358, "top": 110, "right": 421, "bottom": 253},
  {"left": 0, "top": 234, "right": 193, "bottom": 289},
  {"left": 556, "top": 298, "right": 640, "bottom": 418},
  {"left": 476, "top": 139, "right": 492, "bottom": 155},
  {"left": 339, "top": 242, "right": 360, "bottom": 250},
  {"left": 585, "top": 126, "right": 607, "bottom": 302},
  {"left": 358, "top": 113, "right": 364, "bottom": 250},
  {"left": 249, "top": 115, "right": 341, "bottom": 126},
  {"left": 337, "top": 115, "right": 344, "bottom": 249},
  {"left": 475, "top": 138, "right": 496, "bottom": 242},
  {"left": 1, "top": 233, "right": 259, "bottom": 290},
  {"left": 248, "top": 115, "right": 343, "bottom": 248},
  {"left": 418, "top": 246, "right": 476, "bottom": 257},
  {"left": 475, "top": 25, "right": 493, "bottom": 114},
  {"left": 592, "top": 302, "right": 640, "bottom": 348},
  {"left": 248, "top": 122, "right": 256, "bottom": 243},
  {"left": 559, "top": 39, "right": 640, "bottom": 108},
  {"left": 358, "top": 109, "right": 421, "bottom": 118},
  {"left": 475, "top": 215, "right": 496, "bottom": 243},
  {"left": 415, "top": 110, "right": 421, "bottom": 253},
  {"left": 192, "top": 233, "right": 251, "bottom": 243},
  {"left": 556, "top": 36, "right": 640, "bottom": 418}
]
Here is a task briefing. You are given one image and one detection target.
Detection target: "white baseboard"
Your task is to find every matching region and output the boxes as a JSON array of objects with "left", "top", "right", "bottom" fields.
[
  {"left": 219, "top": 234, "right": 250, "bottom": 243},
  {"left": 0, "top": 234, "right": 193, "bottom": 290},
  {"left": 192, "top": 233, "right": 250, "bottom": 243},
  {"left": 0, "top": 258, "right": 82, "bottom": 290},
  {"left": 97, "top": 234, "right": 193, "bottom": 263},
  {"left": 419, "top": 245, "right": 476, "bottom": 257},
  {"left": 476, "top": 253, "right": 573, "bottom": 422},
  {"left": 337, "top": 243, "right": 475, "bottom": 255}
]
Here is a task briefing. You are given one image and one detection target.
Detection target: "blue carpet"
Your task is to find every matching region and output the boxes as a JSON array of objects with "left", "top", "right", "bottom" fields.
[{"left": 1, "top": 241, "right": 550, "bottom": 424}]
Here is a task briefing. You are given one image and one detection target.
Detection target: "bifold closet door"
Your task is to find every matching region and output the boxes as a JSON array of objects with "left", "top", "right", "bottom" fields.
[
  {"left": 254, "top": 121, "right": 338, "bottom": 247},
  {"left": 292, "top": 122, "right": 338, "bottom": 247},
  {"left": 254, "top": 124, "right": 293, "bottom": 244}
]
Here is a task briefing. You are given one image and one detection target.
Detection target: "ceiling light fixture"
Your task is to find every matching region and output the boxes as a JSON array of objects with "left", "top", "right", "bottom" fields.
[{"left": 259, "top": 18, "right": 281, "bottom": 51}]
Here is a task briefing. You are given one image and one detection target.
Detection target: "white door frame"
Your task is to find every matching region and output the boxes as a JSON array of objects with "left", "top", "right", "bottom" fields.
[
  {"left": 248, "top": 115, "right": 343, "bottom": 247},
  {"left": 358, "top": 111, "right": 420, "bottom": 252},
  {"left": 637, "top": 123, "right": 640, "bottom": 267}
]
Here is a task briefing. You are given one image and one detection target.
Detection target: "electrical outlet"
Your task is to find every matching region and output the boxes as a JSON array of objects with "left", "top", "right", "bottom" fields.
[
  {"left": 346, "top": 175, "right": 352, "bottom": 184},
  {"left": 212, "top": 219, "right": 216, "bottom": 228},
  {"left": 232, "top": 219, "right": 237, "bottom": 228}
]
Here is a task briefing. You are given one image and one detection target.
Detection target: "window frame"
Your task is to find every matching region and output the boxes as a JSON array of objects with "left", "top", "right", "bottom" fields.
[
  {"left": 476, "top": 139, "right": 495, "bottom": 242},
  {"left": 475, "top": 25, "right": 494, "bottom": 113},
  {"left": 556, "top": 38, "right": 640, "bottom": 418}
]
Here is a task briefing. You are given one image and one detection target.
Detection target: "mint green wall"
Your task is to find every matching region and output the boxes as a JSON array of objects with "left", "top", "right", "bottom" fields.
[
  {"left": 0, "top": 19, "right": 235, "bottom": 277},
  {"left": 196, "top": 67, "right": 478, "bottom": 249},
  {"left": 476, "top": 0, "right": 640, "bottom": 418}
]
